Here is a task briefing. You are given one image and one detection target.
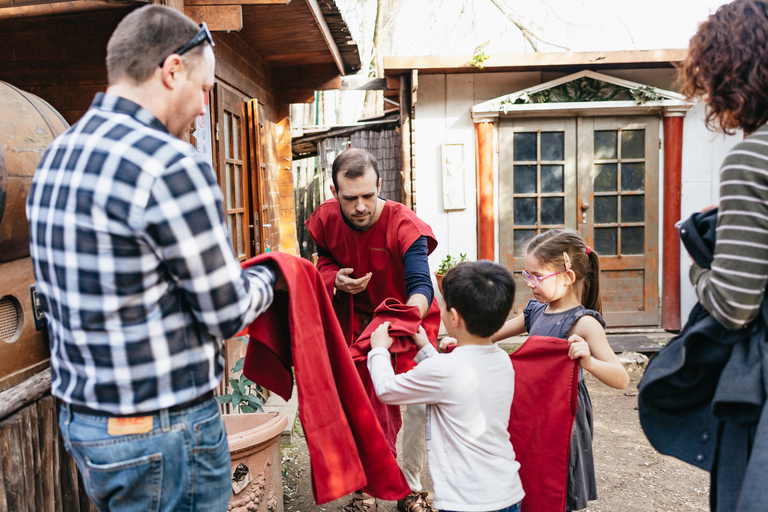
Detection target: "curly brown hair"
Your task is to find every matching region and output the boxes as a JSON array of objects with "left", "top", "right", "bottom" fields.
[{"left": 679, "top": 0, "right": 768, "bottom": 134}]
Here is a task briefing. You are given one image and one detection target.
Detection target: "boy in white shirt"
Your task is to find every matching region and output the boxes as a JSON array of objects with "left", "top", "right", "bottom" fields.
[{"left": 369, "top": 261, "right": 524, "bottom": 512}]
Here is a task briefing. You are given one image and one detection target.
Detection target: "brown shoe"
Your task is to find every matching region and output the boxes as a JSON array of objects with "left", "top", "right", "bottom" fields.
[
  {"left": 343, "top": 492, "right": 378, "bottom": 512},
  {"left": 397, "top": 491, "right": 436, "bottom": 512}
]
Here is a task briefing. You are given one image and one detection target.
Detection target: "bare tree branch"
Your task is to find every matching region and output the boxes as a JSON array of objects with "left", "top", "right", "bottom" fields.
[{"left": 487, "top": 0, "right": 570, "bottom": 51}]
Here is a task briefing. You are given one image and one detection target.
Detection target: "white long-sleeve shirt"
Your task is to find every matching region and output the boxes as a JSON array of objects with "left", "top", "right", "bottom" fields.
[{"left": 368, "top": 343, "right": 524, "bottom": 512}]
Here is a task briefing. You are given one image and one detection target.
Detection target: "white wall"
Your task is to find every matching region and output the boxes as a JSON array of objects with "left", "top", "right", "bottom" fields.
[
  {"left": 416, "top": 71, "right": 742, "bottom": 326},
  {"left": 416, "top": 72, "right": 540, "bottom": 271},
  {"left": 678, "top": 102, "right": 742, "bottom": 321}
]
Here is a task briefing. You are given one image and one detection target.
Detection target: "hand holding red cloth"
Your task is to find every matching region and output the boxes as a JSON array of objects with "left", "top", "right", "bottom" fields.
[
  {"left": 348, "top": 298, "right": 440, "bottom": 454},
  {"left": 351, "top": 297, "right": 439, "bottom": 371},
  {"left": 240, "top": 252, "right": 409, "bottom": 504},
  {"left": 509, "top": 335, "right": 579, "bottom": 512}
]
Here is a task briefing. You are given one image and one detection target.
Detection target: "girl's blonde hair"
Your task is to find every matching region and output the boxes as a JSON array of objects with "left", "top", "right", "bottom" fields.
[{"left": 524, "top": 229, "right": 602, "bottom": 314}]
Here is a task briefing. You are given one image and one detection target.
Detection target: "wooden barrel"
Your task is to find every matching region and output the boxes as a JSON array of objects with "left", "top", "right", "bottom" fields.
[{"left": 0, "top": 81, "right": 69, "bottom": 263}]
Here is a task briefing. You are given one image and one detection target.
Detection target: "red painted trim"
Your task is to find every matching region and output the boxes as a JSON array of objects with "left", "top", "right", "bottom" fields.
[
  {"left": 662, "top": 115, "right": 684, "bottom": 330},
  {"left": 476, "top": 122, "right": 495, "bottom": 261}
]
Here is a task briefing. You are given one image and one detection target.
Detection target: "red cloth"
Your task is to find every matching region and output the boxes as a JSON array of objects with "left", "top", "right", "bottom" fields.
[
  {"left": 509, "top": 335, "right": 579, "bottom": 512},
  {"left": 349, "top": 297, "right": 440, "bottom": 454},
  {"left": 240, "top": 252, "right": 409, "bottom": 504}
]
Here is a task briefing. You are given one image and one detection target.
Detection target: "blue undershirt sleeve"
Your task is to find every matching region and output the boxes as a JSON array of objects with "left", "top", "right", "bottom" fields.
[{"left": 404, "top": 236, "right": 434, "bottom": 305}]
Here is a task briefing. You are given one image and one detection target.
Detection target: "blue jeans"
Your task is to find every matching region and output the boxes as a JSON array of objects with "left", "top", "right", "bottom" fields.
[
  {"left": 60, "top": 398, "right": 231, "bottom": 512},
  {"left": 442, "top": 501, "right": 522, "bottom": 512}
]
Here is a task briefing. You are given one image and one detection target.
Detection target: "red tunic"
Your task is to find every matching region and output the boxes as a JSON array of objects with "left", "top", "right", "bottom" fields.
[
  {"left": 509, "top": 336, "right": 579, "bottom": 512},
  {"left": 305, "top": 198, "right": 440, "bottom": 366},
  {"left": 241, "top": 252, "right": 409, "bottom": 504}
]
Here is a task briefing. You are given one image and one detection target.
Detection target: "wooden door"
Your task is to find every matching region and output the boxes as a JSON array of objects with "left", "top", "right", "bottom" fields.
[
  {"left": 499, "top": 115, "right": 660, "bottom": 327},
  {"left": 214, "top": 85, "right": 251, "bottom": 261},
  {"left": 245, "top": 99, "right": 270, "bottom": 254}
]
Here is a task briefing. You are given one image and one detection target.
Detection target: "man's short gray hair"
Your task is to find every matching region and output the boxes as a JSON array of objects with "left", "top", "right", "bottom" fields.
[{"left": 106, "top": 5, "right": 206, "bottom": 85}]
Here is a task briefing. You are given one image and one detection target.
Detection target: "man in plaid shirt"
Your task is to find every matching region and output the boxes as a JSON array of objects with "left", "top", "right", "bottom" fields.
[{"left": 26, "top": 6, "right": 278, "bottom": 511}]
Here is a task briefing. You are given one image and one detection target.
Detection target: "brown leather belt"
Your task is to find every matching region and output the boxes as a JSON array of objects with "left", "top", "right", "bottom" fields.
[{"left": 67, "top": 390, "right": 215, "bottom": 418}]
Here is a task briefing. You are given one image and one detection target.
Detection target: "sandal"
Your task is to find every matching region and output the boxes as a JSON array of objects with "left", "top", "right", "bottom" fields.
[
  {"left": 343, "top": 492, "right": 378, "bottom": 512},
  {"left": 397, "top": 491, "right": 436, "bottom": 512}
]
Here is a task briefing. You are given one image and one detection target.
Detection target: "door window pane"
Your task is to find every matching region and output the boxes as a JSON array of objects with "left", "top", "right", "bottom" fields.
[
  {"left": 514, "top": 165, "right": 537, "bottom": 194},
  {"left": 233, "top": 117, "right": 240, "bottom": 159},
  {"left": 540, "top": 132, "right": 564, "bottom": 160},
  {"left": 621, "top": 163, "right": 645, "bottom": 190},
  {"left": 621, "top": 195, "right": 644, "bottom": 223},
  {"left": 514, "top": 230, "right": 537, "bottom": 257},
  {"left": 227, "top": 215, "right": 234, "bottom": 245},
  {"left": 541, "top": 197, "right": 564, "bottom": 225},
  {"left": 514, "top": 133, "right": 537, "bottom": 161},
  {"left": 621, "top": 129, "right": 644, "bottom": 159},
  {"left": 225, "top": 163, "right": 233, "bottom": 209},
  {"left": 594, "top": 131, "right": 617, "bottom": 159},
  {"left": 622, "top": 226, "right": 644, "bottom": 254},
  {"left": 594, "top": 164, "right": 618, "bottom": 192},
  {"left": 541, "top": 165, "right": 564, "bottom": 193},
  {"left": 234, "top": 164, "right": 242, "bottom": 208},
  {"left": 514, "top": 198, "right": 537, "bottom": 226},
  {"left": 595, "top": 196, "right": 617, "bottom": 224},
  {"left": 236, "top": 213, "right": 244, "bottom": 256},
  {"left": 224, "top": 113, "right": 231, "bottom": 159},
  {"left": 595, "top": 227, "right": 617, "bottom": 255}
]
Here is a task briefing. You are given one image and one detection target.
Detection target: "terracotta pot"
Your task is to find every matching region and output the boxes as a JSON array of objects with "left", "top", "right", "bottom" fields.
[
  {"left": 224, "top": 412, "right": 288, "bottom": 512},
  {"left": 435, "top": 273, "right": 445, "bottom": 295}
]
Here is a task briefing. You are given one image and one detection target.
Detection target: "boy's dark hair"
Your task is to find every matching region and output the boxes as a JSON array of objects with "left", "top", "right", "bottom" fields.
[
  {"left": 442, "top": 260, "right": 516, "bottom": 338},
  {"left": 331, "top": 148, "right": 380, "bottom": 191}
]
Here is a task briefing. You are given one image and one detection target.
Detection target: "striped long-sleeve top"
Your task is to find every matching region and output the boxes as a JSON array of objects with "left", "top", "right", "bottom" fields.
[{"left": 690, "top": 124, "right": 768, "bottom": 330}]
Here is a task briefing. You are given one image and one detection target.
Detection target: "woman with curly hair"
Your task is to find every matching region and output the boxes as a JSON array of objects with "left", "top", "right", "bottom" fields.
[{"left": 679, "top": 0, "right": 768, "bottom": 510}]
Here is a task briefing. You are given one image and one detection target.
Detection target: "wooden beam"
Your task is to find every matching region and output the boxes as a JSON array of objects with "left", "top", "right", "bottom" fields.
[
  {"left": 184, "top": 5, "right": 242, "bottom": 31},
  {"left": 304, "top": 0, "right": 344, "bottom": 75},
  {"left": 340, "top": 76, "right": 387, "bottom": 91},
  {"left": 0, "top": 0, "right": 134, "bottom": 20},
  {"left": 185, "top": 0, "right": 289, "bottom": 5},
  {"left": 383, "top": 49, "right": 688, "bottom": 76}
]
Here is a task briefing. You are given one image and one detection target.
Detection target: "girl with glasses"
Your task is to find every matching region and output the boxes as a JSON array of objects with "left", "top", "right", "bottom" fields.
[{"left": 442, "top": 229, "right": 629, "bottom": 511}]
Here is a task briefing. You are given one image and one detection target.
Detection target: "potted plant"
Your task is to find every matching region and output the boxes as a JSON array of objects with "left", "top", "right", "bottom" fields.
[
  {"left": 219, "top": 336, "right": 288, "bottom": 512},
  {"left": 435, "top": 253, "right": 468, "bottom": 294}
]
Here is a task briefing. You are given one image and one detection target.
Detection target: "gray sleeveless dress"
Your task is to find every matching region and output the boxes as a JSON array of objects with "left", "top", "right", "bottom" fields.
[{"left": 524, "top": 298, "right": 604, "bottom": 511}]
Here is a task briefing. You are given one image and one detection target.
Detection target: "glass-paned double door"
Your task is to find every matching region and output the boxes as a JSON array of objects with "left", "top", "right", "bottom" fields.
[{"left": 499, "top": 116, "right": 660, "bottom": 327}]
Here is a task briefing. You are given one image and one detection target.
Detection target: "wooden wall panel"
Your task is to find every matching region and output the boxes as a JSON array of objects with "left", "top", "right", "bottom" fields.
[{"left": 0, "top": 8, "right": 128, "bottom": 125}]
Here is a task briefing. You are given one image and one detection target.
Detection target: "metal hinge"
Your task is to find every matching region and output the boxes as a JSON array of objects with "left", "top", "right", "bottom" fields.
[
  {"left": 30, "top": 285, "right": 46, "bottom": 331},
  {"left": 659, "top": 138, "right": 662, "bottom": 149},
  {"left": 215, "top": 123, "right": 219, "bottom": 141}
]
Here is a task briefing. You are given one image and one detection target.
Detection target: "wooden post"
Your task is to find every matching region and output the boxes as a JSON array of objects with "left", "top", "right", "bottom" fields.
[
  {"left": 399, "top": 73, "right": 412, "bottom": 208},
  {"left": 662, "top": 111, "right": 685, "bottom": 331},
  {"left": 476, "top": 121, "right": 495, "bottom": 261}
]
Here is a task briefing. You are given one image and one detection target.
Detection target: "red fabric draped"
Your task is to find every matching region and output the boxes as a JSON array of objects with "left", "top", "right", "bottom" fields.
[
  {"left": 240, "top": 252, "right": 409, "bottom": 504},
  {"left": 349, "top": 298, "right": 440, "bottom": 454},
  {"left": 509, "top": 335, "right": 579, "bottom": 512}
]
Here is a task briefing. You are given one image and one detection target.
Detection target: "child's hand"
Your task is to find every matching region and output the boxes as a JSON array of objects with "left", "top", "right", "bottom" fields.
[
  {"left": 568, "top": 334, "right": 593, "bottom": 369},
  {"left": 371, "top": 322, "right": 393, "bottom": 350},
  {"left": 439, "top": 336, "right": 458, "bottom": 352},
  {"left": 411, "top": 326, "right": 430, "bottom": 350}
]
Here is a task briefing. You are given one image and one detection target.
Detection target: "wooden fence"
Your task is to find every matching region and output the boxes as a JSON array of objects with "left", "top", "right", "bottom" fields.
[{"left": 0, "top": 370, "right": 96, "bottom": 512}]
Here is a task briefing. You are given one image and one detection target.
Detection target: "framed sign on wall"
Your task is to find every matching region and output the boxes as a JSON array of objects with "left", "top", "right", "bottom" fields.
[{"left": 442, "top": 143, "right": 466, "bottom": 210}]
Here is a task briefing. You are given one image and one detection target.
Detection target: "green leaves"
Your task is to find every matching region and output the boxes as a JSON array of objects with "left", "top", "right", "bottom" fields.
[{"left": 219, "top": 352, "right": 269, "bottom": 413}]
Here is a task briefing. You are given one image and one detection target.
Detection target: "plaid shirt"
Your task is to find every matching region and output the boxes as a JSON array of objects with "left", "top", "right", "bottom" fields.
[{"left": 27, "top": 93, "right": 274, "bottom": 415}]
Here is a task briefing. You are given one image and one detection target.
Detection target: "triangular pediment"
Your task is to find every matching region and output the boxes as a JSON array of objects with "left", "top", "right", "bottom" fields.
[{"left": 472, "top": 70, "right": 688, "bottom": 117}]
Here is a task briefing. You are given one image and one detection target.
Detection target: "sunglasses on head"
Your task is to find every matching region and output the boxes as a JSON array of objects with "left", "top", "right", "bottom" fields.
[{"left": 158, "top": 22, "right": 215, "bottom": 67}]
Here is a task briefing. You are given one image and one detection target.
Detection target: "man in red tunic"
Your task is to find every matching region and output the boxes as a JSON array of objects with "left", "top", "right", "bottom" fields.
[{"left": 306, "top": 148, "right": 440, "bottom": 512}]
